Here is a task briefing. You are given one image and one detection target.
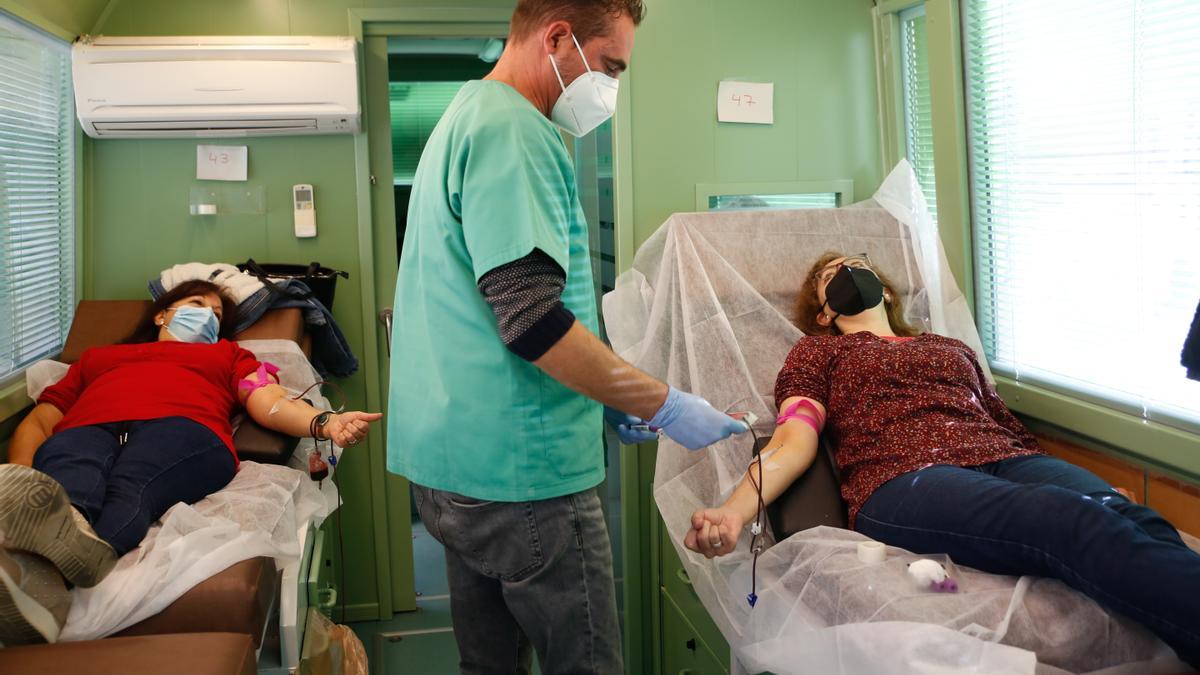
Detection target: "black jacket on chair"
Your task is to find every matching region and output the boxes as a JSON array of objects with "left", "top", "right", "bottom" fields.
[{"left": 1184, "top": 298, "right": 1200, "bottom": 381}]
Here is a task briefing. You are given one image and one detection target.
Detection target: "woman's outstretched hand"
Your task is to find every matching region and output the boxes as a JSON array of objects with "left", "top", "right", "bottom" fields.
[
  {"left": 323, "top": 411, "right": 383, "bottom": 448},
  {"left": 684, "top": 507, "right": 745, "bottom": 558}
]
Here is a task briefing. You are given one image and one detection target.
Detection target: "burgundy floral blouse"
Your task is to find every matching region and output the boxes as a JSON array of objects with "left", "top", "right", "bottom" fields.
[{"left": 774, "top": 332, "right": 1042, "bottom": 526}]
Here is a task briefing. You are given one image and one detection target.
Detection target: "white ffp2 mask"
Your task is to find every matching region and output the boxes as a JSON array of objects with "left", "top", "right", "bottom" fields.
[{"left": 548, "top": 34, "right": 618, "bottom": 138}]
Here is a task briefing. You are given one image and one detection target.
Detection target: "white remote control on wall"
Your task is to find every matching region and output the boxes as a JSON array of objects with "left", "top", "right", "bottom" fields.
[{"left": 293, "top": 184, "right": 316, "bottom": 238}]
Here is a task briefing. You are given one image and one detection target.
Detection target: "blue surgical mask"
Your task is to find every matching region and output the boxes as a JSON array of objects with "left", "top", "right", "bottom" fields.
[{"left": 165, "top": 306, "right": 220, "bottom": 344}]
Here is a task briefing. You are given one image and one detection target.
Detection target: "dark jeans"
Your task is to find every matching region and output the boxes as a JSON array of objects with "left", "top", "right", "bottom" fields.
[
  {"left": 412, "top": 484, "right": 623, "bottom": 675},
  {"left": 856, "top": 454, "right": 1200, "bottom": 668},
  {"left": 32, "top": 417, "right": 236, "bottom": 556}
]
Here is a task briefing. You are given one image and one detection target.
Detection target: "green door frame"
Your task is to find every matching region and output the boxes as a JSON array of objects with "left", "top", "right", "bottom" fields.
[
  {"left": 348, "top": 7, "right": 513, "bottom": 619},
  {"left": 612, "top": 58, "right": 649, "bottom": 675}
]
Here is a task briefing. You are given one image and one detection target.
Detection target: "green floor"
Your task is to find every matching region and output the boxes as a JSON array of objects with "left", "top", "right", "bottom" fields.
[{"left": 348, "top": 522, "right": 461, "bottom": 675}]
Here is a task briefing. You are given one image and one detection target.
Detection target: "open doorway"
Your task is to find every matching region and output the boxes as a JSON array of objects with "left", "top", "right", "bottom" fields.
[
  {"left": 389, "top": 38, "right": 500, "bottom": 260},
  {"left": 387, "top": 36, "right": 501, "bottom": 610}
]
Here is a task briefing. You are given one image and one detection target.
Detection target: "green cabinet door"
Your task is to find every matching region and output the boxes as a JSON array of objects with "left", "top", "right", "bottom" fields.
[
  {"left": 661, "top": 589, "right": 729, "bottom": 675},
  {"left": 660, "top": 519, "right": 732, "bottom": 666}
]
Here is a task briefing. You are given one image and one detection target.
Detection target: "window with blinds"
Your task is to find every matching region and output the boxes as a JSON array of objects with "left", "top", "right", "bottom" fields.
[
  {"left": 390, "top": 81, "right": 467, "bottom": 184},
  {"left": 708, "top": 193, "right": 838, "bottom": 211},
  {"left": 0, "top": 12, "right": 75, "bottom": 384},
  {"left": 964, "top": 0, "right": 1200, "bottom": 431},
  {"left": 900, "top": 5, "right": 938, "bottom": 224}
]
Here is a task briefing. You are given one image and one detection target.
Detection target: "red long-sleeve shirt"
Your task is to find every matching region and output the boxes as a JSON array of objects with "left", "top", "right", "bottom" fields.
[
  {"left": 38, "top": 340, "right": 262, "bottom": 462},
  {"left": 774, "top": 332, "right": 1042, "bottom": 527}
]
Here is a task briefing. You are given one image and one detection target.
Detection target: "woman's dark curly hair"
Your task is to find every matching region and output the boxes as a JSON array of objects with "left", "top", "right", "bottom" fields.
[{"left": 122, "top": 280, "right": 240, "bottom": 344}]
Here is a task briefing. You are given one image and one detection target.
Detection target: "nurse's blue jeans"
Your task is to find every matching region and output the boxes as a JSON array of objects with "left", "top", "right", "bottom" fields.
[
  {"left": 32, "top": 417, "right": 236, "bottom": 556},
  {"left": 412, "top": 484, "right": 623, "bottom": 675},
  {"left": 856, "top": 454, "right": 1200, "bottom": 668}
]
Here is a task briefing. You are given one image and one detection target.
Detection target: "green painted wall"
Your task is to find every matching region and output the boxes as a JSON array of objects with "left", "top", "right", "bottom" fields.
[
  {"left": 627, "top": 0, "right": 883, "bottom": 246},
  {"left": 93, "top": 0, "right": 514, "bottom": 35},
  {"left": 618, "top": 1, "right": 882, "bottom": 669},
  {"left": 1, "top": 0, "right": 110, "bottom": 37}
]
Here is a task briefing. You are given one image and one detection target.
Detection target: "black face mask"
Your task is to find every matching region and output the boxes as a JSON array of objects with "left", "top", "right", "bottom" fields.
[{"left": 822, "top": 265, "right": 884, "bottom": 319}]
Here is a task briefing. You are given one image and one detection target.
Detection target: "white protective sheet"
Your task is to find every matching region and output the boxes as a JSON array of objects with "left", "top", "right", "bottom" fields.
[
  {"left": 601, "top": 163, "right": 1187, "bottom": 675},
  {"left": 25, "top": 339, "right": 342, "bottom": 641}
]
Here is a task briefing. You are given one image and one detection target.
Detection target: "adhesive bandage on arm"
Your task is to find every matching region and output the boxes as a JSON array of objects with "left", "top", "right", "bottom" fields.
[
  {"left": 756, "top": 445, "right": 783, "bottom": 472},
  {"left": 775, "top": 398, "right": 826, "bottom": 434},
  {"left": 238, "top": 362, "right": 281, "bottom": 395}
]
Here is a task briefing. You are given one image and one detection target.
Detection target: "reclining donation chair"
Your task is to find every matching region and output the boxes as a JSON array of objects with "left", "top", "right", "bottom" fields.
[{"left": 0, "top": 300, "right": 310, "bottom": 674}]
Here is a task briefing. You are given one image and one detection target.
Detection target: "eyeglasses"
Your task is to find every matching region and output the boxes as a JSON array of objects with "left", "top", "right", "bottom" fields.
[{"left": 814, "top": 253, "right": 872, "bottom": 285}]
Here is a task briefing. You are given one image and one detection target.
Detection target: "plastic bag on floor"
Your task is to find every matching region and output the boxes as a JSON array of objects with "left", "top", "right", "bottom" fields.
[{"left": 299, "top": 608, "right": 369, "bottom": 675}]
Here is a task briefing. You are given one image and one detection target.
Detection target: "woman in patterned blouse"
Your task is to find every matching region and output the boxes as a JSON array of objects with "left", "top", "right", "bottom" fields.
[{"left": 684, "top": 252, "right": 1200, "bottom": 668}]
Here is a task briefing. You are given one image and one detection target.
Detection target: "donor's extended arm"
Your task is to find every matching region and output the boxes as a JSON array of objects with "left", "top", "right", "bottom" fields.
[
  {"left": 240, "top": 372, "right": 381, "bottom": 448},
  {"left": 684, "top": 396, "right": 827, "bottom": 558}
]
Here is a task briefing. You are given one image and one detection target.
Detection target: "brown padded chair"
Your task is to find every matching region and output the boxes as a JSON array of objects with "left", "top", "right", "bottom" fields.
[
  {"left": 38, "top": 298, "right": 316, "bottom": 647},
  {"left": 113, "top": 557, "right": 277, "bottom": 647},
  {"left": 59, "top": 300, "right": 310, "bottom": 364},
  {"left": 0, "top": 633, "right": 256, "bottom": 675},
  {"left": 765, "top": 436, "right": 848, "bottom": 538}
]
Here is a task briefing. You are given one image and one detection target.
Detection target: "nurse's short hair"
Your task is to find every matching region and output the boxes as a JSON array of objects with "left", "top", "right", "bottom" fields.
[{"left": 510, "top": 0, "right": 646, "bottom": 45}]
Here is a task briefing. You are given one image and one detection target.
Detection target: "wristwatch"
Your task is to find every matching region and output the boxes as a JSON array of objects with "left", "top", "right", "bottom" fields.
[{"left": 313, "top": 411, "right": 331, "bottom": 440}]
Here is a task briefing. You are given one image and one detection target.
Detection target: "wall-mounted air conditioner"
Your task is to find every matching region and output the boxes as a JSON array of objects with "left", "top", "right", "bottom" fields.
[{"left": 71, "top": 35, "right": 360, "bottom": 138}]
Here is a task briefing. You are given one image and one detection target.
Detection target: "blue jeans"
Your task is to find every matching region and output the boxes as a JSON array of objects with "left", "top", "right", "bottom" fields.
[
  {"left": 412, "top": 484, "right": 622, "bottom": 675},
  {"left": 856, "top": 454, "right": 1200, "bottom": 668},
  {"left": 32, "top": 417, "right": 236, "bottom": 556}
]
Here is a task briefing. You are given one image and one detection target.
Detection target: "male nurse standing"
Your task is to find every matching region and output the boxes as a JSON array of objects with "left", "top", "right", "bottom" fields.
[{"left": 387, "top": 1, "right": 747, "bottom": 672}]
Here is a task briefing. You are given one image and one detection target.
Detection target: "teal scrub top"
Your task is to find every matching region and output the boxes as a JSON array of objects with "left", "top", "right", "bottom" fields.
[{"left": 386, "top": 80, "right": 604, "bottom": 502}]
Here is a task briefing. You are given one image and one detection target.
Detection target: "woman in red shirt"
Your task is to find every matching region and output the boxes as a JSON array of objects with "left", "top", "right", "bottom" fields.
[
  {"left": 684, "top": 252, "right": 1200, "bottom": 669},
  {"left": 0, "top": 280, "right": 380, "bottom": 645}
]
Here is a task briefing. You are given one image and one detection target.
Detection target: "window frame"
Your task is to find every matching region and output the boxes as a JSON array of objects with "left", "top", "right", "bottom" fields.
[
  {"left": 874, "top": 0, "right": 973, "bottom": 304},
  {"left": 694, "top": 180, "right": 853, "bottom": 213},
  {"left": 872, "top": 0, "right": 1200, "bottom": 482},
  {"left": 0, "top": 7, "right": 81, "bottom": 422},
  {"left": 898, "top": 4, "right": 939, "bottom": 226}
]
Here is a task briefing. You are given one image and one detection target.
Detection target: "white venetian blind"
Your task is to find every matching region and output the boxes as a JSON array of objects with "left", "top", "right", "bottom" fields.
[
  {"left": 0, "top": 12, "right": 75, "bottom": 383},
  {"left": 900, "top": 5, "right": 938, "bottom": 225},
  {"left": 964, "top": 0, "right": 1200, "bottom": 430}
]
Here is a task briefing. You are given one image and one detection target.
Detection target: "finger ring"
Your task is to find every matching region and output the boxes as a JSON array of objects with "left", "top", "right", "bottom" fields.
[
  {"left": 711, "top": 538, "right": 723, "bottom": 549},
  {"left": 348, "top": 438, "right": 358, "bottom": 446}
]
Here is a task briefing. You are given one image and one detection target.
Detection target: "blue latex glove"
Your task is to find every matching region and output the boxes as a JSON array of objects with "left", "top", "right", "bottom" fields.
[
  {"left": 604, "top": 407, "right": 660, "bottom": 445},
  {"left": 649, "top": 387, "right": 750, "bottom": 451}
]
